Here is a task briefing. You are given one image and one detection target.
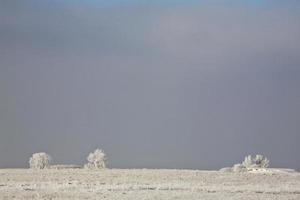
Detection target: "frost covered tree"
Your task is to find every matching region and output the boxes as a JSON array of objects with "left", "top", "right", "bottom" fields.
[
  {"left": 29, "top": 152, "right": 51, "bottom": 169},
  {"left": 254, "top": 154, "right": 270, "bottom": 168},
  {"left": 242, "top": 154, "right": 269, "bottom": 168},
  {"left": 84, "top": 149, "right": 107, "bottom": 169},
  {"left": 221, "top": 154, "right": 270, "bottom": 173},
  {"left": 242, "top": 155, "right": 253, "bottom": 168}
]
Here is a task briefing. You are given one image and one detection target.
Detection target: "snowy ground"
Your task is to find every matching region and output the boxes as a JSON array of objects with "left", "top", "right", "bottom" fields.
[{"left": 0, "top": 168, "right": 299, "bottom": 200}]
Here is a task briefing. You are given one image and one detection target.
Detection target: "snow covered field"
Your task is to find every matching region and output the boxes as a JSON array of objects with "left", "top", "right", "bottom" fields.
[{"left": 0, "top": 168, "right": 299, "bottom": 200}]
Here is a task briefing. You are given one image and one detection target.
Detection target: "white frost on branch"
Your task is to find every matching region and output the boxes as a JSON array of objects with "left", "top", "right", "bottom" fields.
[
  {"left": 220, "top": 154, "right": 270, "bottom": 173},
  {"left": 29, "top": 152, "right": 51, "bottom": 169},
  {"left": 84, "top": 149, "right": 107, "bottom": 169},
  {"left": 242, "top": 154, "right": 270, "bottom": 169}
]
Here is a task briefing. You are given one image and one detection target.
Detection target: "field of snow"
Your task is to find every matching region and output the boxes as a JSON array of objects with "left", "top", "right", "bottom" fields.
[{"left": 0, "top": 168, "right": 299, "bottom": 200}]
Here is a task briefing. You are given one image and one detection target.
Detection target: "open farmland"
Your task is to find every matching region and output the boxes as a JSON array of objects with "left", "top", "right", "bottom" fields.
[{"left": 0, "top": 169, "right": 299, "bottom": 200}]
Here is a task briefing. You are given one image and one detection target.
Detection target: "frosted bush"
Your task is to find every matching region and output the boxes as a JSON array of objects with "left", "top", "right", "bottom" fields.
[
  {"left": 84, "top": 149, "right": 107, "bottom": 169},
  {"left": 29, "top": 152, "right": 51, "bottom": 169},
  {"left": 254, "top": 155, "right": 270, "bottom": 168},
  {"left": 242, "top": 155, "right": 253, "bottom": 168},
  {"left": 221, "top": 154, "right": 270, "bottom": 173},
  {"left": 242, "top": 154, "right": 269, "bottom": 169}
]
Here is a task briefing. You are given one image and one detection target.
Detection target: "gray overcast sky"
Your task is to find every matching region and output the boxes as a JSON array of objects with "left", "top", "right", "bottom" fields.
[{"left": 0, "top": 0, "right": 300, "bottom": 170}]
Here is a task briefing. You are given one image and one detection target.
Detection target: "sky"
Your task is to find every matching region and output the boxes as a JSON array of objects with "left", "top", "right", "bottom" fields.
[{"left": 0, "top": 0, "right": 300, "bottom": 170}]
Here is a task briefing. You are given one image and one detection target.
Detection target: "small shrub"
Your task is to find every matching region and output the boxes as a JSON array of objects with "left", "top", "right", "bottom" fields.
[
  {"left": 221, "top": 154, "right": 270, "bottom": 173},
  {"left": 254, "top": 154, "right": 269, "bottom": 168},
  {"left": 29, "top": 152, "right": 51, "bottom": 169},
  {"left": 242, "top": 154, "right": 269, "bottom": 169},
  {"left": 242, "top": 155, "right": 253, "bottom": 168},
  {"left": 84, "top": 149, "right": 107, "bottom": 169}
]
